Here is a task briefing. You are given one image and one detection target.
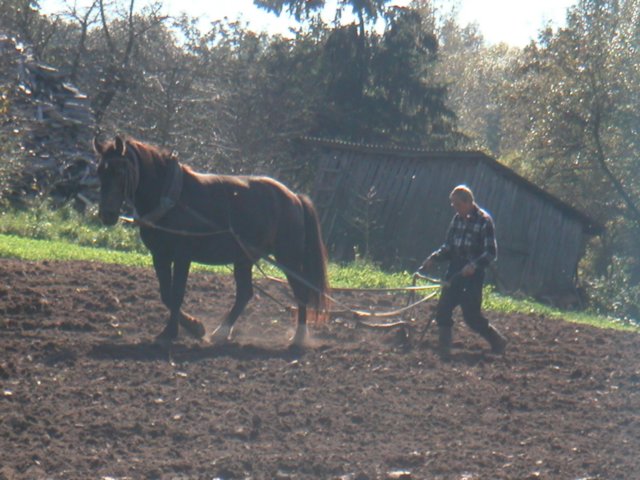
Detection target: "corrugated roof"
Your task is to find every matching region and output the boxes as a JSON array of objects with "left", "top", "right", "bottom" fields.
[{"left": 301, "top": 136, "right": 604, "bottom": 235}]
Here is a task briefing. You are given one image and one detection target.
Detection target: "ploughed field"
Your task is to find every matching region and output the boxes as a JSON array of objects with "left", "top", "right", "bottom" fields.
[{"left": 1, "top": 258, "right": 639, "bottom": 479}]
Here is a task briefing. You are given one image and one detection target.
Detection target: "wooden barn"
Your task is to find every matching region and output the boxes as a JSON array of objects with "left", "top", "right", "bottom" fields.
[{"left": 304, "top": 137, "right": 603, "bottom": 298}]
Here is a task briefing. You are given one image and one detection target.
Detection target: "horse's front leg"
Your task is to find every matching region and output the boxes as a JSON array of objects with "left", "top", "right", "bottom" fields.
[
  {"left": 153, "top": 255, "right": 196, "bottom": 345},
  {"left": 152, "top": 254, "right": 174, "bottom": 344},
  {"left": 170, "top": 257, "right": 206, "bottom": 341},
  {"left": 210, "top": 261, "right": 253, "bottom": 344}
]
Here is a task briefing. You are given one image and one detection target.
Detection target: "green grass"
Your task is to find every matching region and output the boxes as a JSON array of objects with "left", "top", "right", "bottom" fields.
[
  {"left": 0, "top": 233, "right": 152, "bottom": 266},
  {"left": 483, "top": 286, "right": 637, "bottom": 332},
  {"left": 0, "top": 205, "right": 637, "bottom": 332},
  {"left": 327, "top": 259, "right": 412, "bottom": 289},
  {"left": 0, "top": 203, "right": 145, "bottom": 253}
]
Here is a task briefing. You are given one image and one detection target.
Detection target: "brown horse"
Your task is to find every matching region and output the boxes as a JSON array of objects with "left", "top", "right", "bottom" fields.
[{"left": 93, "top": 135, "right": 328, "bottom": 347}]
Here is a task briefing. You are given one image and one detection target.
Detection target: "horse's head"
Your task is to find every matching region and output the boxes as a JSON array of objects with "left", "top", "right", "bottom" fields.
[{"left": 93, "top": 135, "right": 137, "bottom": 226}]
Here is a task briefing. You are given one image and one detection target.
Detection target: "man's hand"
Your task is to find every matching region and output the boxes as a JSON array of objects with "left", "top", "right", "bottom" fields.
[
  {"left": 414, "top": 258, "right": 433, "bottom": 280},
  {"left": 462, "top": 263, "right": 476, "bottom": 277}
]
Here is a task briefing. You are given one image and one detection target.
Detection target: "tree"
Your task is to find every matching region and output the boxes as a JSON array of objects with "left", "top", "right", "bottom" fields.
[
  {"left": 505, "top": 0, "right": 640, "bottom": 315},
  {"left": 61, "top": 0, "right": 101, "bottom": 83},
  {"left": 254, "top": 0, "right": 388, "bottom": 27},
  {"left": 313, "top": 3, "right": 459, "bottom": 147},
  {"left": 0, "top": 0, "right": 61, "bottom": 58},
  {"left": 84, "top": 0, "right": 169, "bottom": 123},
  {"left": 513, "top": 0, "right": 640, "bottom": 230},
  {"left": 211, "top": 20, "right": 327, "bottom": 180},
  {"left": 368, "top": 5, "right": 457, "bottom": 146},
  {"left": 436, "top": 16, "right": 521, "bottom": 155}
]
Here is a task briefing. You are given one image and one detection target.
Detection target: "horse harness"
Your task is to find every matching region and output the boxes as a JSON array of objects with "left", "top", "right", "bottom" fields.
[
  {"left": 117, "top": 148, "right": 441, "bottom": 323},
  {"left": 123, "top": 145, "right": 184, "bottom": 225}
]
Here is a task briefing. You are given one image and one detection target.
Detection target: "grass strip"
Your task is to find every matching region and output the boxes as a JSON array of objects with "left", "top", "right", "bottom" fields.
[{"left": 0, "top": 233, "right": 637, "bottom": 332}]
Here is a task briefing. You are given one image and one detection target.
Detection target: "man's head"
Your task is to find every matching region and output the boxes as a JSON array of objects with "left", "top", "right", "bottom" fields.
[{"left": 449, "top": 185, "right": 475, "bottom": 217}]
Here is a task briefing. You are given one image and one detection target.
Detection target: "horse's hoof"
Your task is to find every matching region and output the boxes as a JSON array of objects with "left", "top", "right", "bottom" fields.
[
  {"left": 180, "top": 314, "right": 206, "bottom": 339},
  {"left": 154, "top": 332, "right": 175, "bottom": 348},
  {"left": 209, "top": 324, "right": 231, "bottom": 344},
  {"left": 290, "top": 326, "right": 309, "bottom": 348},
  {"left": 155, "top": 325, "right": 178, "bottom": 348}
]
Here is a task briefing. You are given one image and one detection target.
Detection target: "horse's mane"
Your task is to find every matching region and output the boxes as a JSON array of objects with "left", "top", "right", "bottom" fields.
[{"left": 125, "top": 137, "right": 174, "bottom": 163}]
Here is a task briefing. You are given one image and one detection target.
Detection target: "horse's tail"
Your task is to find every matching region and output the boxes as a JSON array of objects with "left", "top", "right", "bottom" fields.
[{"left": 299, "top": 194, "right": 329, "bottom": 310}]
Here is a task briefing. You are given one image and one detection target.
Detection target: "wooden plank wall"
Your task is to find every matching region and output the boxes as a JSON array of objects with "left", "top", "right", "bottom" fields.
[{"left": 313, "top": 149, "right": 587, "bottom": 296}]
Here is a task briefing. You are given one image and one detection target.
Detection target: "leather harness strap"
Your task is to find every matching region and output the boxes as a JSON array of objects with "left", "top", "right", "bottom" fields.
[{"left": 127, "top": 144, "right": 184, "bottom": 224}]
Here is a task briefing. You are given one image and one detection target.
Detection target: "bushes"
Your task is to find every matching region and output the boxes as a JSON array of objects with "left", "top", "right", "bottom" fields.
[{"left": 588, "top": 257, "right": 640, "bottom": 325}]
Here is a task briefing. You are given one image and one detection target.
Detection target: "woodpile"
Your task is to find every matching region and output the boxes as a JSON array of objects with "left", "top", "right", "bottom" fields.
[{"left": 0, "top": 34, "right": 97, "bottom": 206}]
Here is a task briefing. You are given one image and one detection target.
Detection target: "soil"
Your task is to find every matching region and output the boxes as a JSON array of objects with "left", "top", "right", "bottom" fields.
[{"left": 1, "top": 258, "right": 639, "bottom": 480}]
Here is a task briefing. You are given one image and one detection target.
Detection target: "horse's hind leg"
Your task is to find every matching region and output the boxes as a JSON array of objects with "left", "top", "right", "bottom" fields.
[
  {"left": 275, "top": 229, "right": 309, "bottom": 347},
  {"left": 280, "top": 264, "right": 310, "bottom": 347},
  {"left": 291, "top": 291, "right": 309, "bottom": 347},
  {"left": 210, "top": 261, "right": 253, "bottom": 344}
]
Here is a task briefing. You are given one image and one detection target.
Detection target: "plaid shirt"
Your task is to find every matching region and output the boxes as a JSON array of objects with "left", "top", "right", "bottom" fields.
[{"left": 430, "top": 204, "right": 497, "bottom": 268}]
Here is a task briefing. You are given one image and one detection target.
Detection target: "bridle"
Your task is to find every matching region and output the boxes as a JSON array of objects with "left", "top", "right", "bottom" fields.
[{"left": 121, "top": 146, "right": 140, "bottom": 211}]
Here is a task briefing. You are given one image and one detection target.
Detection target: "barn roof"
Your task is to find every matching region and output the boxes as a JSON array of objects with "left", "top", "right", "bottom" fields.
[{"left": 301, "top": 136, "right": 604, "bottom": 235}]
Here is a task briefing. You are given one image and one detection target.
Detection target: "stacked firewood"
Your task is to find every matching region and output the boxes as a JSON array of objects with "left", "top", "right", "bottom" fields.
[{"left": 0, "top": 34, "right": 97, "bottom": 206}]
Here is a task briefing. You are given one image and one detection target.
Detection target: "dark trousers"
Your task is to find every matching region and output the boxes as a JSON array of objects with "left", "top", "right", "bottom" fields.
[{"left": 435, "top": 264, "right": 491, "bottom": 335}]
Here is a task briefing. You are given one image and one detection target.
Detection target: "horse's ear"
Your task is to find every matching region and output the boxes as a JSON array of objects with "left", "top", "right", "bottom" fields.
[
  {"left": 92, "top": 136, "right": 105, "bottom": 155},
  {"left": 114, "top": 135, "right": 127, "bottom": 156}
]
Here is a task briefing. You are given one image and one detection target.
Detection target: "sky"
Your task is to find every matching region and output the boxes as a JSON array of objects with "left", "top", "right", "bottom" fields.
[{"left": 41, "top": 0, "right": 578, "bottom": 47}]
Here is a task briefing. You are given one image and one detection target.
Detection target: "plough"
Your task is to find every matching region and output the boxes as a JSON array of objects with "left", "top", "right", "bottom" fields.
[{"left": 268, "top": 269, "right": 448, "bottom": 343}]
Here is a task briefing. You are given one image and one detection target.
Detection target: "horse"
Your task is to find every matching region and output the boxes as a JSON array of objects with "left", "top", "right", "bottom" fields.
[{"left": 92, "top": 135, "right": 328, "bottom": 347}]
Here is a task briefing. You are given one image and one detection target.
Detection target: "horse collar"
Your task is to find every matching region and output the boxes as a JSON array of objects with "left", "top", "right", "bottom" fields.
[{"left": 137, "top": 157, "right": 183, "bottom": 224}]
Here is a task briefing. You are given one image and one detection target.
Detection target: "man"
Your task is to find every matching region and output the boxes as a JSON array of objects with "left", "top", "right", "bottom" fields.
[{"left": 420, "top": 185, "right": 507, "bottom": 358}]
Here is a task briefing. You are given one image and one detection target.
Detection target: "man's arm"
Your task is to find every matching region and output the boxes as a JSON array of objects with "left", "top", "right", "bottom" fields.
[{"left": 471, "top": 216, "right": 497, "bottom": 268}]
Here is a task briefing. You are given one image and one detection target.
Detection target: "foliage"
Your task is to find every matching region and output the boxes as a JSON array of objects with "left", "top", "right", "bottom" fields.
[
  {"left": 172, "top": 18, "right": 328, "bottom": 182},
  {"left": 505, "top": 0, "right": 640, "bottom": 256},
  {"left": 254, "top": 0, "right": 389, "bottom": 24},
  {"left": 587, "top": 256, "right": 640, "bottom": 323},
  {"left": 253, "top": 0, "right": 326, "bottom": 21},
  {"left": 314, "top": 4, "right": 459, "bottom": 147},
  {"left": 2, "top": 0, "right": 463, "bottom": 187},
  {"left": 473, "top": 0, "right": 640, "bottom": 316},
  {"left": 368, "top": 6, "right": 457, "bottom": 145},
  {"left": 435, "top": 17, "right": 521, "bottom": 155},
  {"left": 0, "top": 0, "right": 60, "bottom": 58},
  {"left": 483, "top": 284, "right": 637, "bottom": 331}
]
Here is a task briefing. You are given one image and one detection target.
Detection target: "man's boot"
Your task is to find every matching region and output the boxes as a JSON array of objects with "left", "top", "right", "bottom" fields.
[
  {"left": 437, "top": 326, "right": 452, "bottom": 359},
  {"left": 483, "top": 325, "right": 507, "bottom": 354}
]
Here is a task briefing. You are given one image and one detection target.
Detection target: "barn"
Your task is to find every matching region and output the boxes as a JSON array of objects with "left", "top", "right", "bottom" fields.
[{"left": 303, "top": 137, "right": 603, "bottom": 299}]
